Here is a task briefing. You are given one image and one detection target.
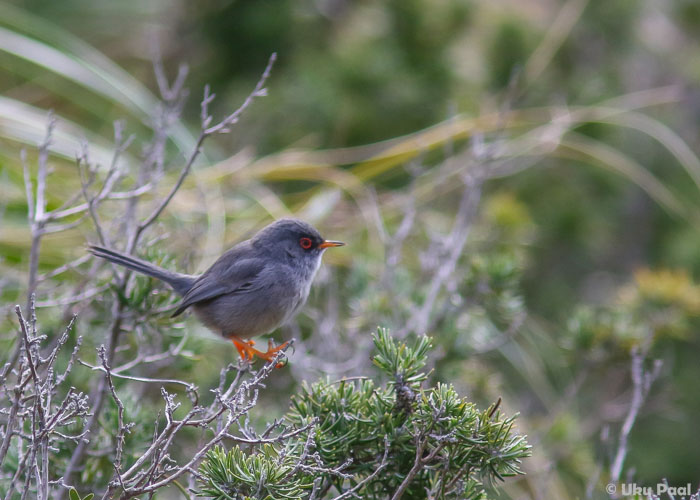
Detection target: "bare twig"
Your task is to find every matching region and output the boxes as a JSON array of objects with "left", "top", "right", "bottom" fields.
[
  {"left": 610, "top": 346, "right": 663, "bottom": 485},
  {"left": 1, "top": 303, "right": 88, "bottom": 499},
  {"left": 329, "top": 437, "right": 390, "bottom": 500},
  {"left": 99, "top": 346, "right": 135, "bottom": 500},
  {"left": 120, "top": 349, "right": 288, "bottom": 498},
  {"left": 403, "top": 171, "right": 483, "bottom": 337},
  {"left": 132, "top": 52, "right": 275, "bottom": 248},
  {"left": 77, "top": 359, "right": 195, "bottom": 391},
  {"left": 25, "top": 115, "right": 56, "bottom": 311}
]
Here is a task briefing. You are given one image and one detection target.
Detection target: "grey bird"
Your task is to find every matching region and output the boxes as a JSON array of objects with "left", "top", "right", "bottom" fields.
[{"left": 88, "top": 218, "right": 344, "bottom": 363}]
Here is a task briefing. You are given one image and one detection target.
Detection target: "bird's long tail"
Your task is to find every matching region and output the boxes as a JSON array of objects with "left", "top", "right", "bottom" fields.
[{"left": 88, "top": 245, "right": 195, "bottom": 296}]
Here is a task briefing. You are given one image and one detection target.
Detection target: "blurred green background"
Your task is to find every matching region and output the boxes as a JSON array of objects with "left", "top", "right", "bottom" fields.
[{"left": 2, "top": 0, "right": 700, "bottom": 497}]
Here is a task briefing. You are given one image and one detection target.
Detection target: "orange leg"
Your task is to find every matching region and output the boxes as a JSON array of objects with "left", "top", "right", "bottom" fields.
[{"left": 230, "top": 337, "right": 290, "bottom": 368}]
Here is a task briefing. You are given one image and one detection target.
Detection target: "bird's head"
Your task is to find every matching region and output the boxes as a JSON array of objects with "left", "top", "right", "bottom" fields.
[{"left": 252, "top": 218, "right": 344, "bottom": 265}]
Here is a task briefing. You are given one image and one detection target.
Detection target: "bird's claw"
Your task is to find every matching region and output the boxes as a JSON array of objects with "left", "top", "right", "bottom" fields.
[{"left": 231, "top": 338, "right": 290, "bottom": 368}]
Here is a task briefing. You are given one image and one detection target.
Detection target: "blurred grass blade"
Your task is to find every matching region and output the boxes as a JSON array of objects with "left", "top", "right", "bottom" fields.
[
  {"left": 524, "top": 0, "right": 588, "bottom": 86},
  {"left": 598, "top": 111, "right": 700, "bottom": 192},
  {"left": 560, "top": 132, "right": 700, "bottom": 226},
  {"left": 0, "top": 5, "right": 196, "bottom": 153},
  {"left": 0, "top": 95, "right": 125, "bottom": 166}
]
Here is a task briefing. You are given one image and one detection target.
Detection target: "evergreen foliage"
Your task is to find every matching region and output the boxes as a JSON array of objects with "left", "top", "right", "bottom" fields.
[{"left": 197, "top": 329, "right": 530, "bottom": 499}]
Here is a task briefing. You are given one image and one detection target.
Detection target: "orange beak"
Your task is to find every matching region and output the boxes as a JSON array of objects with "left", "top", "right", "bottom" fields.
[{"left": 319, "top": 240, "right": 345, "bottom": 249}]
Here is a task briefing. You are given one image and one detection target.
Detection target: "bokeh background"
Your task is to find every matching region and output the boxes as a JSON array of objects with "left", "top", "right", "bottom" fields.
[{"left": 2, "top": 0, "right": 700, "bottom": 497}]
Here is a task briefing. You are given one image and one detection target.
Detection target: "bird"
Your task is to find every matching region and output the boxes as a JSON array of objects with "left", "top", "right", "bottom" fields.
[{"left": 88, "top": 218, "right": 344, "bottom": 364}]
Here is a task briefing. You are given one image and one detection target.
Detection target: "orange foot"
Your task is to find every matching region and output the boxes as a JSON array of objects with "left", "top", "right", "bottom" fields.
[{"left": 231, "top": 338, "right": 290, "bottom": 368}]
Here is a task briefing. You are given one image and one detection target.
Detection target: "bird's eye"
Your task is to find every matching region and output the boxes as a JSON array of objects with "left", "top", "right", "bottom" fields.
[{"left": 299, "top": 237, "right": 313, "bottom": 250}]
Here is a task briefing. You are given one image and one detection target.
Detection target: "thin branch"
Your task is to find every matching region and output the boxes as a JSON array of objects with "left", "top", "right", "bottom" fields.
[
  {"left": 610, "top": 347, "right": 662, "bottom": 484},
  {"left": 77, "top": 359, "right": 195, "bottom": 391},
  {"left": 391, "top": 437, "right": 428, "bottom": 500},
  {"left": 99, "top": 345, "right": 132, "bottom": 499},
  {"left": 204, "top": 52, "right": 276, "bottom": 135},
  {"left": 404, "top": 171, "right": 483, "bottom": 337},
  {"left": 330, "top": 437, "right": 390, "bottom": 500}
]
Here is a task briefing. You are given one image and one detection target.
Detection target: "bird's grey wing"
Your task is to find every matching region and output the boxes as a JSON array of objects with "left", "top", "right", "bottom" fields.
[{"left": 171, "top": 258, "right": 265, "bottom": 317}]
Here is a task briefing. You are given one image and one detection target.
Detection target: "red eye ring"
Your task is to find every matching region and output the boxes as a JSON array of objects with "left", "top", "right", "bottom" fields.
[{"left": 299, "top": 237, "right": 313, "bottom": 250}]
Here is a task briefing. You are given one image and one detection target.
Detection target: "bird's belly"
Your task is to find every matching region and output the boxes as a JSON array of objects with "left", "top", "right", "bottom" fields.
[{"left": 192, "top": 283, "right": 307, "bottom": 338}]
